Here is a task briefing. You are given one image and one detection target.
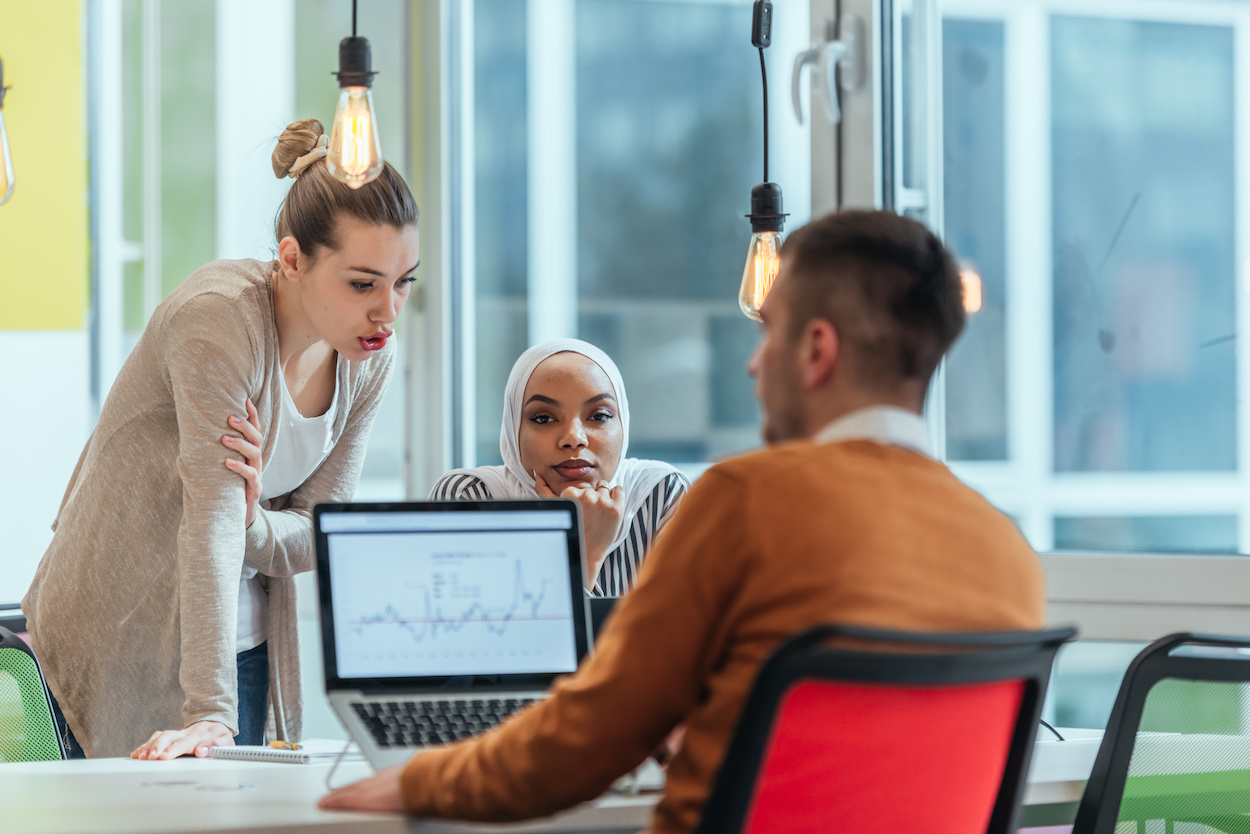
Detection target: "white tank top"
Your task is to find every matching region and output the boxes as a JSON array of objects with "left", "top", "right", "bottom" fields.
[{"left": 237, "top": 360, "right": 339, "bottom": 653}]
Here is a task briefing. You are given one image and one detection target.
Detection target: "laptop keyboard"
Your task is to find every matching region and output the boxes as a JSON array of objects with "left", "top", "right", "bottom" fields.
[{"left": 351, "top": 697, "right": 540, "bottom": 748}]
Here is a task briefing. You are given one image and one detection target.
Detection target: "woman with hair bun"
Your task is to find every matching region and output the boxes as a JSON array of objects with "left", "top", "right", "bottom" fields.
[{"left": 22, "top": 118, "right": 420, "bottom": 760}]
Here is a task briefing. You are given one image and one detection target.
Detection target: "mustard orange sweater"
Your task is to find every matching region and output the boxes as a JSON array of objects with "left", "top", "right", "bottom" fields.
[{"left": 400, "top": 440, "right": 1046, "bottom": 833}]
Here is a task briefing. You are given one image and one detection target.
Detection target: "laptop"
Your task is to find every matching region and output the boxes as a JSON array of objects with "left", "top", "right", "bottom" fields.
[{"left": 314, "top": 499, "right": 592, "bottom": 769}]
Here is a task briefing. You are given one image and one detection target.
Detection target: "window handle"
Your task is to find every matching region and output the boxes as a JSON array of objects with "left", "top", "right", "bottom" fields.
[{"left": 791, "top": 12, "right": 864, "bottom": 126}]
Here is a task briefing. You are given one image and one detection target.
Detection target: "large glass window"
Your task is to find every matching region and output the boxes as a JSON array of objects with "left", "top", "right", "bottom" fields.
[
  {"left": 464, "top": 0, "right": 812, "bottom": 473},
  {"left": 939, "top": 0, "right": 1248, "bottom": 727},
  {"left": 1051, "top": 16, "right": 1235, "bottom": 477},
  {"left": 96, "top": 0, "right": 410, "bottom": 500},
  {"left": 941, "top": 0, "right": 1245, "bottom": 554}
]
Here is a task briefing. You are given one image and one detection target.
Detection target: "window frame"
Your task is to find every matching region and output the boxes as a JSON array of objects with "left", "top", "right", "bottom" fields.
[
  {"left": 410, "top": 0, "right": 1250, "bottom": 631},
  {"left": 940, "top": 0, "right": 1250, "bottom": 555},
  {"left": 938, "top": 0, "right": 1250, "bottom": 628}
]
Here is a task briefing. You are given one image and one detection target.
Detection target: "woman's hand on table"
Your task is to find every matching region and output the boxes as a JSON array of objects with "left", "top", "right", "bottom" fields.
[
  {"left": 318, "top": 765, "right": 406, "bottom": 813},
  {"left": 535, "top": 473, "right": 624, "bottom": 585},
  {"left": 223, "top": 397, "right": 263, "bottom": 529},
  {"left": 130, "top": 720, "right": 234, "bottom": 760}
]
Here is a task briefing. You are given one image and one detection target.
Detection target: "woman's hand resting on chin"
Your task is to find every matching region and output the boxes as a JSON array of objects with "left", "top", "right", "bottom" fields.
[{"left": 535, "top": 472, "right": 623, "bottom": 587}]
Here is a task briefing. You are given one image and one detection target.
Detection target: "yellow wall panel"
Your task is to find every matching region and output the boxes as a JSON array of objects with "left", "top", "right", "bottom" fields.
[{"left": 0, "top": 0, "right": 87, "bottom": 331}]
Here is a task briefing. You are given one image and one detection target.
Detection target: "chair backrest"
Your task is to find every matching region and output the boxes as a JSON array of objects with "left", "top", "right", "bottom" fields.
[
  {"left": 0, "top": 625, "right": 64, "bottom": 762},
  {"left": 1072, "top": 632, "right": 1250, "bottom": 834},
  {"left": 696, "top": 624, "right": 1076, "bottom": 834}
]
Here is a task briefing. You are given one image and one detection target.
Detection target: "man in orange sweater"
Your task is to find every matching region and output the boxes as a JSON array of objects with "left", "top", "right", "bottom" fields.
[{"left": 319, "top": 210, "right": 1046, "bottom": 831}]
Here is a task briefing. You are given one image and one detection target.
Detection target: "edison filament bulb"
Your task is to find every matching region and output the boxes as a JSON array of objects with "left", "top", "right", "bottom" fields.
[
  {"left": 327, "top": 86, "right": 383, "bottom": 189},
  {"left": 739, "top": 231, "right": 782, "bottom": 321},
  {"left": 740, "top": 183, "right": 786, "bottom": 320}
]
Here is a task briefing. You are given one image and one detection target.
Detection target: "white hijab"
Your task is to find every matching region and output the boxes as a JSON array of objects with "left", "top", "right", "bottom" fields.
[{"left": 442, "top": 339, "right": 680, "bottom": 553}]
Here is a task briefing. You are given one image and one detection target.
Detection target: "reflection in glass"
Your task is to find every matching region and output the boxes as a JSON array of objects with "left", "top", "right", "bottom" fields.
[
  {"left": 1052, "top": 17, "right": 1235, "bottom": 473},
  {"left": 943, "top": 19, "right": 1007, "bottom": 462}
]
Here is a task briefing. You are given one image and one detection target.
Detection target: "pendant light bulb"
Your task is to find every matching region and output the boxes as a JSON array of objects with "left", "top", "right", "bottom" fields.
[
  {"left": 328, "top": 86, "right": 382, "bottom": 188},
  {"left": 740, "top": 182, "right": 787, "bottom": 321},
  {"left": 327, "top": 35, "right": 382, "bottom": 189},
  {"left": 739, "top": 2, "right": 783, "bottom": 319},
  {"left": 739, "top": 230, "right": 782, "bottom": 321},
  {"left": 0, "top": 59, "right": 14, "bottom": 207}
]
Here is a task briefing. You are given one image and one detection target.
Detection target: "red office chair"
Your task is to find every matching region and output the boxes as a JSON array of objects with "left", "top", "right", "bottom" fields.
[{"left": 695, "top": 624, "right": 1076, "bottom": 834}]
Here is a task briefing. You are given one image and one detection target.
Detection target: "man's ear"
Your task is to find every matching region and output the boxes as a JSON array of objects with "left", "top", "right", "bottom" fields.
[
  {"left": 801, "top": 318, "right": 839, "bottom": 390},
  {"left": 277, "top": 236, "right": 303, "bottom": 281}
]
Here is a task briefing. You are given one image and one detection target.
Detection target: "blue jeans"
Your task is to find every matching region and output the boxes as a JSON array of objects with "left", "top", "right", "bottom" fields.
[
  {"left": 235, "top": 641, "right": 270, "bottom": 746},
  {"left": 49, "top": 641, "right": 271, "bottom": 757}
]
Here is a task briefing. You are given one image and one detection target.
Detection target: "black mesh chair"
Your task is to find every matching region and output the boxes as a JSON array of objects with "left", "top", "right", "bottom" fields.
[{"left": 1073, "top": 633, "right": 1250, "bottom": 834}]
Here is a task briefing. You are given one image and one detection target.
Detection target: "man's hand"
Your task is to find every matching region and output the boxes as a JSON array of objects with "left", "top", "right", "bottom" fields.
[
  {"left": 318, "top": 765, "right": 407, "bottom": 813},
  {"left": 130, "top": 720, "right": 234, "bottom": 760},
  {"left": 536, "top": 473, "right": 624, "bottom": 586}
]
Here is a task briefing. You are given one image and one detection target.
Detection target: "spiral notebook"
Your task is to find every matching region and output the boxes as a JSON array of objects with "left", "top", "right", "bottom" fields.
[{"left": 209, "top": 739, "right": 361, "bottom": 765}]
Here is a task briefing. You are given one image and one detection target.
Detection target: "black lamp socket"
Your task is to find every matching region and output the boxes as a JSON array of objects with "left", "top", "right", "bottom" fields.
[
  {"left": 747, "top": 182, "right": 788, "bottom": 233},
  {"left": 335, "top": 36, "right": 377, "bottom": 88},
  {"left": 751, "top": 1, "right": 773, "bottom": 49}
]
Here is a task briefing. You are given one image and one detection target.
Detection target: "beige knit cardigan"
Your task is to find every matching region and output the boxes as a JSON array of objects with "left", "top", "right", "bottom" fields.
[{"left": 23, "top": 259, "right": 396, "bottom": 758}]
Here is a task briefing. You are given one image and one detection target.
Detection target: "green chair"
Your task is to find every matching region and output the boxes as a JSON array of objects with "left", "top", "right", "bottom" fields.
[
  {"left": 0, "top": 625, "right": 64, "bottom": 762},
  {"left": 1073, "top": 633, "right": 1250, "bottom": 834}
]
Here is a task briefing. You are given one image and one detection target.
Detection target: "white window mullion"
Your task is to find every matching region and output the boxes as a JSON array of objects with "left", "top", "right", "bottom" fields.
[
  {"left": 90, "top": 0, "right": 127, "bottom": 407},
  {"left": 214, "top": 0, "right": 295, "bottom": 262},
  {"left": 141, "top": 0, "right": 162, "bottom": 321},
  {"left": 1004, "top": 0, "right": 1054, "bottom": 549},
  {"left": 808, "top": 0, "right": 838, "bottom": 216},
  {"left": 1235, "top": 9, "right": 1250, "bottom": 553},
  {"left": 525, "top": 0, "right": 578, "bottom": 343},
  {"left": 408, "top": 0, "right": 456, "bottom": 493},
  {"left": 453, "top": 0, "right": 478, "bottom": 469}
]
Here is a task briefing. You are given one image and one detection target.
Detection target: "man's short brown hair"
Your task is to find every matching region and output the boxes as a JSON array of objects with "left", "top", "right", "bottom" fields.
[{"left": 780, "top": 209, "right": 965, "bottom": 390}]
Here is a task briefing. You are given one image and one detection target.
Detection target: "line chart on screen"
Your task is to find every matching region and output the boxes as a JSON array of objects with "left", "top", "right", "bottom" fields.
[{"left": 328, "top": 529, "right": 580, "bottom": 678}]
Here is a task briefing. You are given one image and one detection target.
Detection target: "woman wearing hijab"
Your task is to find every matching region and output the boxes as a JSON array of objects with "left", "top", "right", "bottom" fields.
[{"left": 430, "top": 340, "right": 689, "bottom": 596}]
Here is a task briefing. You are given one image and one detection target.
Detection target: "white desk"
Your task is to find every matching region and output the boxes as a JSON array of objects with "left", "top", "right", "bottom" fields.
[
  {"left": 1, "top": 733, "right": 1104, "bottom": 834},
  {"left": 0, "top": 757, "right": 652, "bottom": 834}
]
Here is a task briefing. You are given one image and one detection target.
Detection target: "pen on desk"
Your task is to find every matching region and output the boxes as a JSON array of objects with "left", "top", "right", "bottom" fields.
[{"left": 269, "top": 740, "right": 302, "bottom": 750}]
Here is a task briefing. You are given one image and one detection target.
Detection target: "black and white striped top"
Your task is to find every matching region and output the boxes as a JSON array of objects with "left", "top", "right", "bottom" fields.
[{"left": 429, "top": 471, "right": 690, "bottom": 597}]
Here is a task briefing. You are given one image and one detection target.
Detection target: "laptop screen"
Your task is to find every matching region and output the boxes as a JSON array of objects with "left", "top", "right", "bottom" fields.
[{"left": 315, "top": 500, "right": 591, "bottom": 692}]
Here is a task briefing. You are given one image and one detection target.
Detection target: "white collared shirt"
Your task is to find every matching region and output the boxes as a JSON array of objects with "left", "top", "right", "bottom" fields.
[{"left": 811, "top": 406, "right": 935, "bottom": 459}]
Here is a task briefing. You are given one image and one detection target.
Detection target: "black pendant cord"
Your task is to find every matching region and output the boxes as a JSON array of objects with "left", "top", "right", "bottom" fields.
[
  {"left": 759, "top": 47, "right": 768, "bottom": 183},
  {"left": 352, "top": 0, "right": 357, "bottom": 38}
]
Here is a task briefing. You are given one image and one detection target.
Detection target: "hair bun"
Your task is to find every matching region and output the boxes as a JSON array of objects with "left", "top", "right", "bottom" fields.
[{"left": 272, "top": 119, "right": 326, "bottom": 179}]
